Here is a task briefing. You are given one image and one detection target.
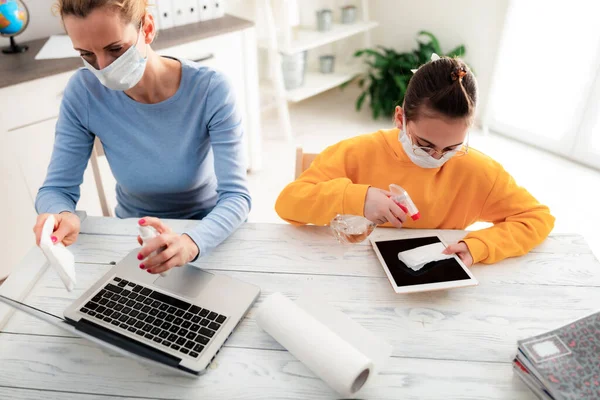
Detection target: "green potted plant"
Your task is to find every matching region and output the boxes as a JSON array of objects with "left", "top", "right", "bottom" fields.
[{"left": 348, "top": 31, "right": 467, "bottom": 119}]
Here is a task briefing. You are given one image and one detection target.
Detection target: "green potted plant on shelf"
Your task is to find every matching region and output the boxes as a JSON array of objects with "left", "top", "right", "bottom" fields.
[{"left": 348, "top": 31, "right": 468, "bottom": 119}]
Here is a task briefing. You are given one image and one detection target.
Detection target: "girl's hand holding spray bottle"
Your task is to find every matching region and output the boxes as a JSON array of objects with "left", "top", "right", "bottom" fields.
[{"left": 330, "top": 184, "right": 420, "bottom": 244}]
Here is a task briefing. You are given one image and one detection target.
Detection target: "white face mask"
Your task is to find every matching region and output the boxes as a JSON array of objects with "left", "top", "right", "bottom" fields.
[
  {"left": 82, "top": 29, "right": 147, "bottom": 91},
  {"left": 398, "top": 115, "right": 459, "bottom": 169}
]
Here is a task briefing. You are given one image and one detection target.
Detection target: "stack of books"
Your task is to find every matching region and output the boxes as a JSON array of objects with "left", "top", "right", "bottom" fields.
[{"left": 514, "top": 311, "right": 600, "bottom": 399}]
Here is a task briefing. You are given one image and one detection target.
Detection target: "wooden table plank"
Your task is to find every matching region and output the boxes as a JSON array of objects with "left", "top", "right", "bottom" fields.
[
  {"left": 80, "top": 217, "right": 595, "bottom": 256},
  {"left": 4, "top": 263, "right": 599, "bottom": 364},
  {"left": 79, "top": 216, "right": 202, "bottom": 237},
  {"left": 0, "top": 247, "right": 48, "bottom": 331},
  {"left": 0, "top": 387, "right": 149, "bottom": 400},
  {"left": 0, "top": 334, "right": 535, "bottom": 400},
  {"left": 68, "top": 231, "right": 600, "bottom": 286}
]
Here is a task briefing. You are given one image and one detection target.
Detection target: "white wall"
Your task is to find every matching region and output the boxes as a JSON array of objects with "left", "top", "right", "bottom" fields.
[{"left": 368, "top": 0, "right": 509, "bottom": 122}]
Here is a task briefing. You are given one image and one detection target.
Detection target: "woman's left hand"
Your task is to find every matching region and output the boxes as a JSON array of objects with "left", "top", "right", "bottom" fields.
[
  {"left": 443, "top": 241, "right": 474, "bottom": 267},
  {"left": 136, "top": 217, "right": 199, "bottom": 275}
]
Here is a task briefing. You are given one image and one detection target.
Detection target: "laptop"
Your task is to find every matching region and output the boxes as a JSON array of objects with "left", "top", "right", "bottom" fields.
[{"left": 0, "top": 248, "right": 260, "bottom": 376}]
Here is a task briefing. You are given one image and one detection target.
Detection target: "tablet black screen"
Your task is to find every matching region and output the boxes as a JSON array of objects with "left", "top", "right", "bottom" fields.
[{"left": 373, "top": 236, "right": 471, "bottom": 287}]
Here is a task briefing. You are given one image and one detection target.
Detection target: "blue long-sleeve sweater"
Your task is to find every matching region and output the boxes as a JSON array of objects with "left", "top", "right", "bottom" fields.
[{"left": 35, "top": 59, "right": 251, "bottom": 257}]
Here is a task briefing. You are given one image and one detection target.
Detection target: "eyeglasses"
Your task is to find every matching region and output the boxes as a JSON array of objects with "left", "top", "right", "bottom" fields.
[{"left": 408, "top": 132, "right": 470, "bottom": 158}]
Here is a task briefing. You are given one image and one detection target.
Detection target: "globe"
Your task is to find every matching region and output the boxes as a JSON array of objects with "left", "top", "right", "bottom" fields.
[{"left": 0, "top": 0, "right": 29, "bottom": 54}]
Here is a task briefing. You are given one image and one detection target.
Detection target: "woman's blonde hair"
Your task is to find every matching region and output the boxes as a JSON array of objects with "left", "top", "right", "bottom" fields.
[{"left": 54, "top": 0, "right": 148, "bottom": 24}]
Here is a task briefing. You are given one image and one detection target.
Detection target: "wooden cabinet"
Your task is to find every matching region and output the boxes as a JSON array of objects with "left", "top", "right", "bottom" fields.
[
  {"left": 6, "top": 118, "right": 103, "bottom": 216},
  {"left": 1, "top": 71, "right": 74, "bottom": 132},
  {"left": 0, "top": 118, "right": 103, "bottom": 280},
  {"left": 0, "top": 135, "right": 37, "bottom": 281}
]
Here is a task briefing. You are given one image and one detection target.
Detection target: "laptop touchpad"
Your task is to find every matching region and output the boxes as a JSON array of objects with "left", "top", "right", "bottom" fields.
[{"left": 153, "top": 265, "right": 214, "bottom": 299}]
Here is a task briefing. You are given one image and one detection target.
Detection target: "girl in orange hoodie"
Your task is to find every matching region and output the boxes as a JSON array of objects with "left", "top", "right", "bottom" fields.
[{"left": 275, "top": 56, "right": 554, "bottom": 266}]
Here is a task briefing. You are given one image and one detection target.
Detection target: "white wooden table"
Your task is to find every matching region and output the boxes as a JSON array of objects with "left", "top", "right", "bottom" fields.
[{"left": 1, "top": 216, "right": 599, "bottom": 400}]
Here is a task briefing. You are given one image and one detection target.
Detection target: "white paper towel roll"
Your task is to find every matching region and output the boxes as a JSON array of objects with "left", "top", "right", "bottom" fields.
[{"left": 256, "top": 292, "right": 373, "bottom": 397}]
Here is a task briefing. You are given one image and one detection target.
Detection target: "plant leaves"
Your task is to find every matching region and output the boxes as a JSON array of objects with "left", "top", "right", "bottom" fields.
[
  {"left": 390, "top": 57, "right": 414, "bottom": 70},
  {"left": 354, "top": 31, "right": 466, "bottom": 120},
  {"left": 446, "top": 45, "right": 466, "bottom": 58},
  {"left": 373, "top": 102, "right": 382, "bottom": 119},
  {"left": 417, "top": 31, "right": 441, "bottom": 54},
  {"left": 393, "top": 75, "right": 407, "bottom": 93},
  {"left": 356, "top": 48, "right": 386, "bottom": 59},
  {"left": 356, "top": 91, "right": 367, "bottom": 111},
  {"left": 378, "top": 46, "right": 400, "bottom": 58},
  {"left": 417, "top": 42, "right": 436, "bottom": 63}
]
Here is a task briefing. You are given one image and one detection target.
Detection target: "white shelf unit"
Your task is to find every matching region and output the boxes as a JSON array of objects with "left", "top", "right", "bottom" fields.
[
  {"left": 259, "top": 21, "right": 379, "bottom": 54},
  {"left": 286, "top": 64, "right": 365, "bottom": 102},
  {"left": 257, "top": 0, "right": 376, "bottom": 140}
]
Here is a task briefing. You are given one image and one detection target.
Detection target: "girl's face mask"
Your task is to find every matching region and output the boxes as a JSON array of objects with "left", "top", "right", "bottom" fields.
[{"left": 398, "top": 114, "right": 467, "bottom": 169}]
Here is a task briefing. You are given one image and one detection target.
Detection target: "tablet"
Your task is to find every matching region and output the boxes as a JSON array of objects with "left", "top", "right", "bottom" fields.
[{"left": 370, "top": 235, "right": 478, "bottom": 294}]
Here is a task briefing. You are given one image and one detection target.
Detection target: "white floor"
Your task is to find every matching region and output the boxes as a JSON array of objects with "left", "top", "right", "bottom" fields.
[{"left": 247, "top": 87, "right": 600, "bottom": 260}]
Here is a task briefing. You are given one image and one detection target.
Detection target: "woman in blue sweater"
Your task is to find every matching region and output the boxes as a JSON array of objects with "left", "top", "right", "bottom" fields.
[{"left": 32, "top": 0, "right": 251, "bottom": 275}]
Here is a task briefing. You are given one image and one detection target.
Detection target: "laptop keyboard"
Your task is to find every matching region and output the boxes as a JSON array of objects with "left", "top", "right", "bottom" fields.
[{"left": 79, "top": 277, "right": 228, "bottom": 359}]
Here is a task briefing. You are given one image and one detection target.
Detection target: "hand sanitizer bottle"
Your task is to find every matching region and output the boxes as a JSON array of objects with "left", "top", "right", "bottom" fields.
[{"left": 138, "top": 225, "right": 170, "bottom": 277}]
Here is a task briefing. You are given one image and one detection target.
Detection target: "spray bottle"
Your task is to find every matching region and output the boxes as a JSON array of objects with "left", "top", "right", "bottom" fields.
[
  {"left": 389, "top": 184, "right": 421, "bottom": 221},
  {"left": 139, "top": 225, "right": 170, "bottom": 277}
]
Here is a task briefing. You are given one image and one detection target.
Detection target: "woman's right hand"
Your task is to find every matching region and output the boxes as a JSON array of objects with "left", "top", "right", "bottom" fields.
[
  {"left": 33, "top": 212, "right": 81, "bottom": 247},
  {"left": 363, "top": 187, "right": 407, "bottom": 228}
]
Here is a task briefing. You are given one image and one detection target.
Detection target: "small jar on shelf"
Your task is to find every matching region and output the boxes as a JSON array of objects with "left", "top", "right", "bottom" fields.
[
  {"left": 319, "top": 55, "right": 335, "bottom": 74},
  {"left": 316, "top": 9, "right": 333, "bottom": 32},
  {"left": 281, "top": 51, "right": 308, "bottom": 90},
  {"left": 341, "top": 5, "right": 357, "bottom": 24}
]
